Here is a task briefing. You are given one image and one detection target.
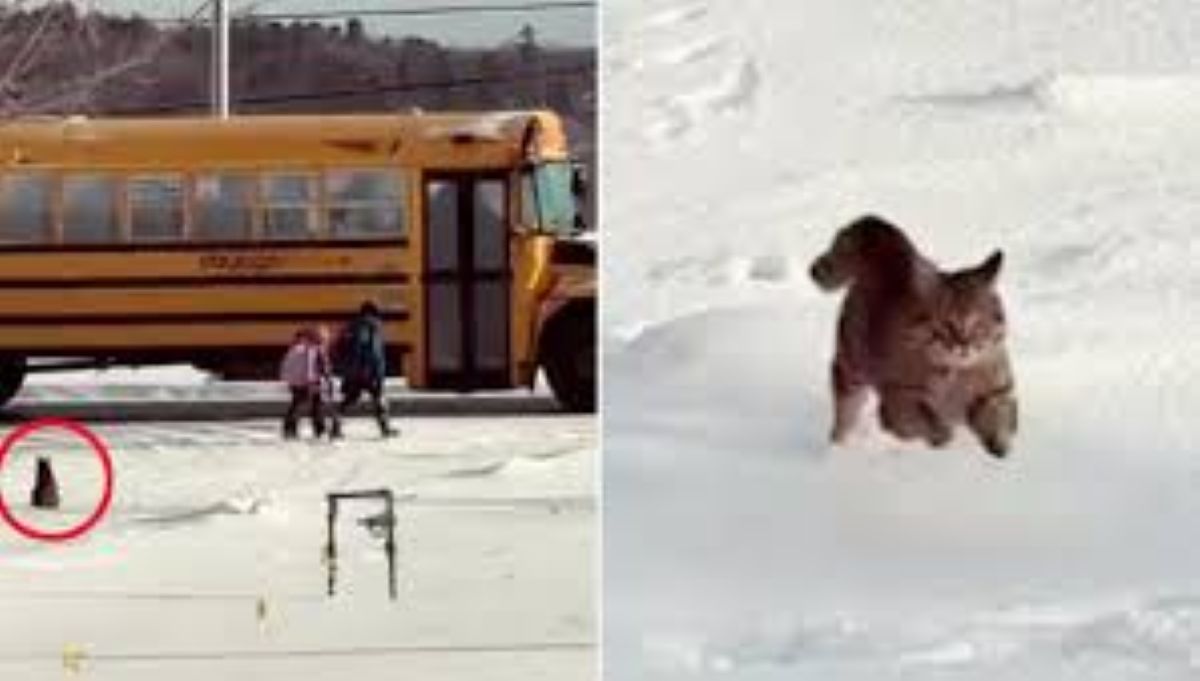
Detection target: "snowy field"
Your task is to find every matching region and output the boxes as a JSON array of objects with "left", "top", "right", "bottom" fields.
[
  {"left": 0, "top": 376, "right": 594, "bottom": 680},
  {"left": 604, "top": 1, "right": 1200, "bottom": 679}
]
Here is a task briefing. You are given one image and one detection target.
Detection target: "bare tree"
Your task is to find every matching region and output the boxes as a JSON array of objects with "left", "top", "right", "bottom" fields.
[{"left": 0, "top": 0, "right": 210, "bottom": 117}]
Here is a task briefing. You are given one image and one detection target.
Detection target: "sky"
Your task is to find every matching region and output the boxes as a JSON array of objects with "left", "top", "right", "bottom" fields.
[{"left": 71, "top": 0, "right": 596, "bottom": 47}]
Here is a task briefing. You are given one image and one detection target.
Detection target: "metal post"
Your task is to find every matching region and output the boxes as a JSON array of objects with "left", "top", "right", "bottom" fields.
[
  {"left": 384, "top": 491, "right": 397, "bottom": 601},
  {"left": 324, "top": 495, "right": 338, "bottom": 597},
  {"left": 211, "top": 0, "right": 230, "bottom": 118},
  {"left": 324, "top": 489, "right": 399, "bottom": 601}
]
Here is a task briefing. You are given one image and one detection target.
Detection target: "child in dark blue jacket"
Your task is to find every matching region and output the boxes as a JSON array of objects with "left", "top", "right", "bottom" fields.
[{"left": 331, "top": 301, "right": 396, "bottom": 439}]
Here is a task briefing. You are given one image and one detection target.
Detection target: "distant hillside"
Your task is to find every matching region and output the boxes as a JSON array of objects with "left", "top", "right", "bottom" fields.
[{"left": 0, "top": 2, "right": 597, "bottom": 218}]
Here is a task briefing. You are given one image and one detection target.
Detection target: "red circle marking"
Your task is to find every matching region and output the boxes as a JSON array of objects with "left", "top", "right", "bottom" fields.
[{"left": 0, "top": 418, "right": 114, "bottom": 543}]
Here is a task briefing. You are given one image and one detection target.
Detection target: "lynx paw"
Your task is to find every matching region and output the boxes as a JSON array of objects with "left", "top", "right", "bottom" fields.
[
  {"left": 925, "top": 427, "right": 953, "bottom": 449},
  {"left": 980, "top": 432, "right": 1011, "bottom": 458},
  {"left": 968, "top": 393, "right": 1017, "bottom": 459}
]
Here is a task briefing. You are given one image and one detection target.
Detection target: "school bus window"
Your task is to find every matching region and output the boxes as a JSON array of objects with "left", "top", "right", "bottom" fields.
[
  {"left": 426, "top": 181, "right": 459, "bottom": 271},
  {"left": 474, "top": 180, "right": 506, "bottom": 269},
  {"left": 195, "top": 173, "right": 253, "bottom": 241},
  {"left": 0, "top": 173, "right": 51, "bottom": 243},
  {"left": 522, "top": 162, "right": 577, "bottom": 235},
  {"left": 129, "top": 174, "right": 185, "bottom": 240},
  {"left": 63, "top": 174, "right": 118, "bottom": 243},
  {"left": 263, "top": 173, "right": 315, "bottom": 240},
  {"left": 326, "top": 168, "right": 405, "bottom": 238}
]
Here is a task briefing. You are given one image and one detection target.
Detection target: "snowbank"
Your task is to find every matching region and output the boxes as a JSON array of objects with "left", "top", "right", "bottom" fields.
[{"left": 604, "top": 0, "right": 1200, "bottom": 678}]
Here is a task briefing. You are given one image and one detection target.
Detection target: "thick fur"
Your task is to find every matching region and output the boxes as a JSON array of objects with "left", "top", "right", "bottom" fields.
[{"left": 811, "top": 215, "right": 1018, "bottom": 457}]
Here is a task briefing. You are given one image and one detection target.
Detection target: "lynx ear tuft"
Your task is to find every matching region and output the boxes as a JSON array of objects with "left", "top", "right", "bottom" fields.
[{"left": 975, "top": 249, "right": 1003, "bottom": 286}]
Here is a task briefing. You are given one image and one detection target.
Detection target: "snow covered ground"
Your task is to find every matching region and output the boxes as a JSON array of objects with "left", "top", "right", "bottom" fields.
[
  {"left": 0, "top": 383, "right": 594, "bottom": 680},
  {"left": 603, "top": 1, "right": 1200, "bottom": 678}
]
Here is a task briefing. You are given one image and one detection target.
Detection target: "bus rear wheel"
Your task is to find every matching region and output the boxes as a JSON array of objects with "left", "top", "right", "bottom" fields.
[
  {"left": 542, "top": 313, "right": 596, "bottom": 413},
  {"left": 0, "top": 357, "right": 27, "bottom": 407}
]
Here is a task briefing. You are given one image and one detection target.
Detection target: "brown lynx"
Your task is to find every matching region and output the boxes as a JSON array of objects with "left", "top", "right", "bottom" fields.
[{"left": 810, "top": 215, "right": 1017, "bottom": 457}]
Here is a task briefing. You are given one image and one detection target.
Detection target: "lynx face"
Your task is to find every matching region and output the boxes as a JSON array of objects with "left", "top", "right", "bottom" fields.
[{"left": 906, "top": 270, "right": 1007, "bottom": 369}]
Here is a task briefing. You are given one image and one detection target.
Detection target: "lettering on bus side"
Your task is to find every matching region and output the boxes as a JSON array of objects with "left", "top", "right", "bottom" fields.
[{"left": 198, "top": 253, "right": 285, "bottom": 273}]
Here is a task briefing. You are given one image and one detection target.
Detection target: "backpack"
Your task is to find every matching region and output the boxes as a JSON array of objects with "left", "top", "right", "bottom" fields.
[
  {"left": 280, "top": 342, "right": 315, "bottom": 387},
  {"left": 333, "top": 318, "right": 377, "bottom": 379},
  {"left": 332, "top": 325, "right": 354, "bottom": 378}
]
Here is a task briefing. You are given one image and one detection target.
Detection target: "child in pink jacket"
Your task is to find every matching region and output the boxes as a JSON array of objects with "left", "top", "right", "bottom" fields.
[{"left": 280, "top": 327, "right": 323, "bottom": 439}]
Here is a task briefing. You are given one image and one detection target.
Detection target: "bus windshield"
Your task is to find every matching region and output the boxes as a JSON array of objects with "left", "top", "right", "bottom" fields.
[{"left": 525, "top": 161, "right": 580, "bottom": 235}]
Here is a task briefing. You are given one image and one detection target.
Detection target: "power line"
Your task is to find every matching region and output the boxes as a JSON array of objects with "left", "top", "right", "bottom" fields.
[
  {"left": 149, "top": 1, "right": 595, "bottom": 24},
  {"left": 109, "top": 63, "right": 594, "bottom": 115},
  {"left": 249, "top": 1, "right": 595, "bottom": 21}
]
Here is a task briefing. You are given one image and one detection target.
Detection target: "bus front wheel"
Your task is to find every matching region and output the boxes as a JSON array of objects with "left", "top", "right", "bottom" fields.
[
  {"left": 541, "top": 310, "right": 596, "bottom": 413},
  {"left": 0, "top": 357, "right": 27, "bottom": 407}
]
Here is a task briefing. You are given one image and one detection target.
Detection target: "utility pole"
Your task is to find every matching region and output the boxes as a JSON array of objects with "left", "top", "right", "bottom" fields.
[{"left": 211, "top": 0, "right": 230, "bottom": 117}]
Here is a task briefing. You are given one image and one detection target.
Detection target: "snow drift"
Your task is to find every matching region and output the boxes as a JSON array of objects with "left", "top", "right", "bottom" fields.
[{"left": 603, "top": 0, "right": 1200, "bottom": 678}]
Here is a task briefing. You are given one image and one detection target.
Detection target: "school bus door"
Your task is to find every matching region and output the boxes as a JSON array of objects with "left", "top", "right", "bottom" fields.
[{"left": 423, "top": 173, "right": 511, "bottom": 390}]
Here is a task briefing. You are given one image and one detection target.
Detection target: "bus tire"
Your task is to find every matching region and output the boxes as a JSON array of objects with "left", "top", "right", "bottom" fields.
[
  {"left": 0, "top": 356, "right": 27, "bottom": 407},
  {"left": 541, "top": 307, "right": 596, "bottom": 413}
]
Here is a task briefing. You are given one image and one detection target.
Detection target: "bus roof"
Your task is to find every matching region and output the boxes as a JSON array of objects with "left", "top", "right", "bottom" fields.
[{"left": 0, "top": 110, "right": 570, "bottom": 170}]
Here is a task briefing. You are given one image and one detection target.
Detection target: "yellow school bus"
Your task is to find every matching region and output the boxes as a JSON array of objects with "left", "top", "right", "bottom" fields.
[{"left": 0, "top": 110, "right": 596, "bottom": 411}]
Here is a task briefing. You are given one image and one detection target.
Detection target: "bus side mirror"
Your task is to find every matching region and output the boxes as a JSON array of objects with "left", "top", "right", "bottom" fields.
[
  {"left": 571, "top": 163, "right": 589, "bottom": 232},
  {"left": 571, "top": 163, "right": 588, "bottom": 201}
]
